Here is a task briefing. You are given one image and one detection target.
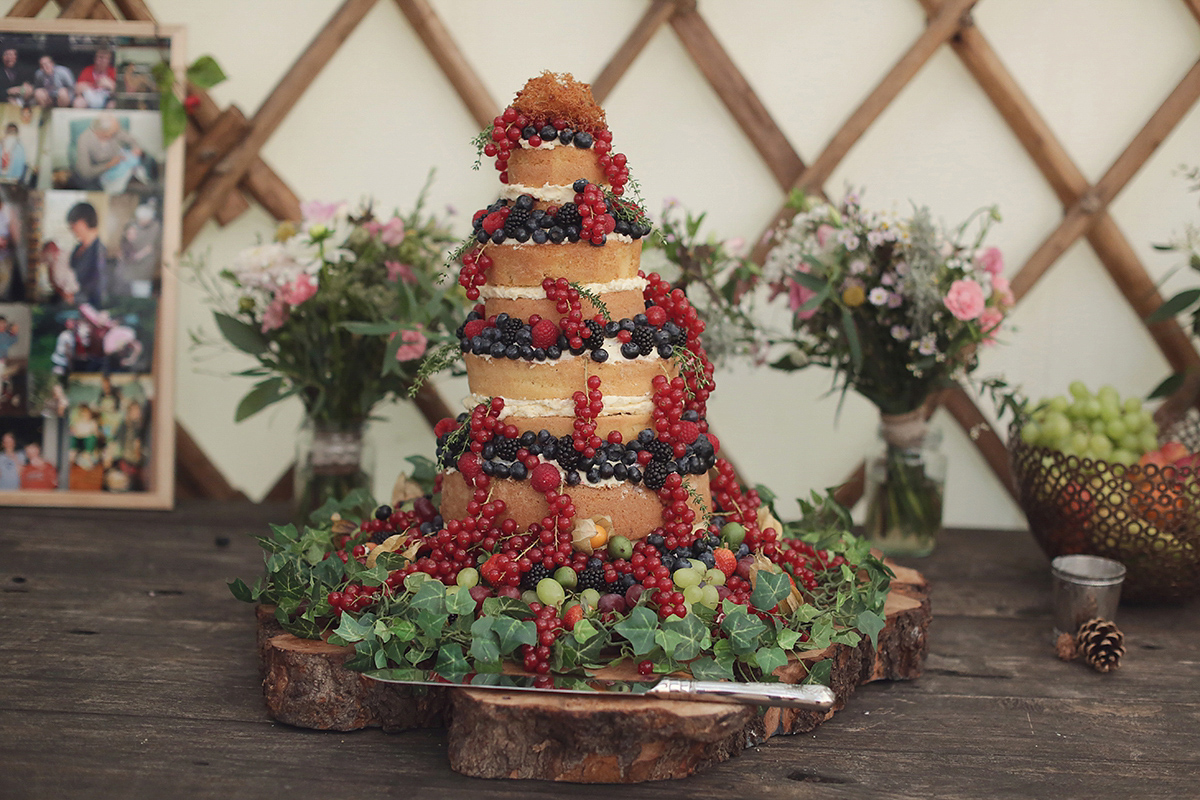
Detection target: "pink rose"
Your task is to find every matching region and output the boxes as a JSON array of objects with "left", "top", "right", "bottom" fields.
[
  {"left": 280, "top": 273, "right": 318, "bottom": 306},
  {"left": 261, "top": 298, "right": 288, "bottom": 333},
  {"left": 386, "top": 260, "right": 416, "bottom": 285},
  {"left": 943, "top": 279, "right": 985, "bottom": 321},
  {"left": 991, "top": 274, "right": 1014, "bottom": 308},
  {"left": 394, "top": 326, "right": 427, "bottom": 362},
  {"left": 300, "top": 200, "right": 343, "bottom": 227},
  {"left": 787, "top": 276, "right": 817, "bottom": 320},
  {"left": 978, "top": 246, "right": 1004, "bottom": 276},
  {"left": 979, "top": 307, "right": 1004, "bottom": 345},
  {"left": 379, "top": 216, "right": 406, "bottom": 247},
  {"left": 816, "top": 224, "right": 836, "bottom": 248}
]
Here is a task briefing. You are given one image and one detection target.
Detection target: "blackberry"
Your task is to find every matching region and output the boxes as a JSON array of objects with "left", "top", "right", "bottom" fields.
[
  {"left": 521, "top": 563, "right": 551, "bottom": 590},
  {"left": 577, "top": 566, "right": 606, "bottom": 591},
  {"left": 645, "top": 439, "right": 674, "bottom": 463},
  {"left": 504, "top": 206, "right": 531, "bottom": 231},
  {"left": 583, "top": 319, "right": 605, "bottom": 349},
  {"left": 370, "top": 528, "right": 395, "bottom": 545},
  {"left": 644, "top": 461, "right": 672, "bottom": 491},
  {"left": 618, "top": 573, "right": 637, "bottom": 591},
  {"left": 631, "top": 326, "right": 656, "bottom": 355},
  {"left": 494, "top": 436, "right": 520, "bottom": 461},
  {"left": 499, "top": 315, "right": 524, "bottom": 342},
  {"left": 556, "top": 436, "right": 580, "bottom": 470},
  {"left": 554, "top": 203, "right": 581, "bottom": 229}
]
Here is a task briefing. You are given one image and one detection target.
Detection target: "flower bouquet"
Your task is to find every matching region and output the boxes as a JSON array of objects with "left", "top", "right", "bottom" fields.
[
  {"left": 759, "top": 192, "right": 1012, "bottom": 555},
  {"left": 194, "top": 181, "right": 466, "bottom": 514}
]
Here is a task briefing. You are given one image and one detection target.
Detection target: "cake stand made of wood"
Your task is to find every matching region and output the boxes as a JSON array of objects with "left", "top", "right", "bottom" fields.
[{"left": 255, "top": 562, "right": 930, "bottom": 783}]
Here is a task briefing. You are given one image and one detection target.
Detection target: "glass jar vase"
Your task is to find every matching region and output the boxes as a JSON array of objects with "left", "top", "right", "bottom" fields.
[
  {"left": 863, "top": 410, "right": 947, "bottom": 557},
  {"left": 294, "top": 417, "right": 375, "bottom": 523}
]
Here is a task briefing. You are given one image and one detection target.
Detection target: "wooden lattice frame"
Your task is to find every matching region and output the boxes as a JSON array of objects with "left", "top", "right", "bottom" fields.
[{"left": 13, "top": 0, "right": 1200, "bottom": 506}]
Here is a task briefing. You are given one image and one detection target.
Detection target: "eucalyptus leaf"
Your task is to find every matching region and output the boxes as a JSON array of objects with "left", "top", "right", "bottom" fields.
[{"left": 235, "top": 377, "right": 289, "bottom": 422}]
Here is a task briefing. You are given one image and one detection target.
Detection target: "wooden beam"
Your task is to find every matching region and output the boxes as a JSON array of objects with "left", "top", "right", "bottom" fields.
[
  {"left": 592, "top": 0, "right": 677, "bottom": 103},
  {"left": 670, "top": 6, "right": 804, "bottom": 191},
  {"left": 174, "top": 422, "right": 248, "bottom": 502},
  {"left": 1184, "top": 0, "right": 1200, "bottom": 27},
  {"left": 183, "top": 0, "right": 379, "bottom": 247},
  {"left": 393, "top": 0, "right": 497, "bottom": 128},
  {"left": 5, "top": 0, "right": 52, "bottom": 15},
  {"left": 184, "top": 105, "right": 251, "bottom": 195},
  {"left": 751, "top": 0, "right": 976, "bottom": 262},
  {"left": 57, "top": 0, "right": 102, "bottom": 19},
  {"left": 212, "top": 186, "right": 253, "bottom": 227},
  {"left": 1012, "top": 55, "right": 1200, "bottom": 301},
  {"left": 241, "top": 158, "right": 304, "bottom": 223},
  {"left": 939, "top": 386, "right": 1016, "bottom": 500},
  {"left": 109, "top": 0, "right": 155, "bottom": 19}
]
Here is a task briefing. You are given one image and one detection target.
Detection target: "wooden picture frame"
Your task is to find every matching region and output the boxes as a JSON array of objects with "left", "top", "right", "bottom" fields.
[{"left": 0, "top": 18, "right": 183, "bottom": 509}]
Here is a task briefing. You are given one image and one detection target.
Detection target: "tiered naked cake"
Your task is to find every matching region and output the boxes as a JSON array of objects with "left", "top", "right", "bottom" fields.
[{"left": 253, "top": 73, "right": 930, "bottom": 784}]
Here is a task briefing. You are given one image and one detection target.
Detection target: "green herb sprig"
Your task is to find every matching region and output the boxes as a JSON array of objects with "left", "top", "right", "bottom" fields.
[{"left": 568, "top": 281, "right": 611, "bottom": 322}]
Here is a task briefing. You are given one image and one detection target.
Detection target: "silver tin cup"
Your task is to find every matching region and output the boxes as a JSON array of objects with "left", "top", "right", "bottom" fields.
[{"left": 1051, "top": 554, "right": 1126, "bottom": 636}]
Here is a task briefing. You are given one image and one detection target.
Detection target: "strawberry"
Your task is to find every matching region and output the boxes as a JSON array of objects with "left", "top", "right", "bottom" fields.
[
  {"left": 562, "top": 604, "right": 584, "bottom": 631},
  {"left": 531, "top": 318, "right": 559, "bottom": 350},
  {"left": 713, "top": 547, "right": 737, "bottom": 578}
]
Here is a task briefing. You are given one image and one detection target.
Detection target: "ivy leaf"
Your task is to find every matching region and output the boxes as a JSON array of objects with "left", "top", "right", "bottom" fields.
[
  {"left": 186, "top": 55, "right": 227, "bottom": 89},
  {"left": 613, "top": 606, "right": 660, "bottom": 656},
  {"left": 446, "top": 586, "right": 476, "bottom": 616},
  {"left": 572, "top": 618, "right": 600, "bottom": 644},
  {"left": 720, "top": 604, "right": 768, "bottom": 656},
  {"left": 657, "top": 611, "right": 710, "bottom": 661},
  {"left": 491, "top": 615, "right": 537, "bottom": 654},
  {"left": 281, "top": 615, "right": 324, "bottom": 640},
  {"left": 160, "top": 88, "right": 186, "bottom": 148},
  {"left": 227, "top": 578, "right": 256, "bottom": 603},
  {"left": 689, "top": 656, "right": 735, "bottom": 682},
  {"left": 328, "top": 612, "right": 375, "bottom": 646},
  {"left": 367, "top": 666, "right": 425, "bottom": 682},
  {"left": 754, "top": 645, "right": 790, "bottom": 677},
  {"left": 750, "top": 570, "right": 792, "bottom": 612},
  {"left": 482, "top": 596, "right": 531, "bottom": 618},
  {"left": 435, "top": 644, "right": 470, "bottom": 682},
  {"left": 213, "top": 311, "right": 268, "bottom": 355},
  {"left": 410, "top": 580, "right": 447, "bottom": 616},
  {"left": 775, "top": 626, "right": 802, "bottom": 651},
  {"left": 469, "top": 617, "right": 501, "bottom": 665},
  {"left": 856, "top": 610, "right": 887, "bottom": 650},
  {"left": 804, "top": 659, "right": 832, "bottom": 687}
]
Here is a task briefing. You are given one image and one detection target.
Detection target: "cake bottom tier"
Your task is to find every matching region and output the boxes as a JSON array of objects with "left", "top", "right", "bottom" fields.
[{"left": 440, "top": 470, "right": 711, "bottom": 541}]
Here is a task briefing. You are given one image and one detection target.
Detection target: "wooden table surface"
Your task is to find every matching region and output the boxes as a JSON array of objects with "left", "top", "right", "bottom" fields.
[{"left": 1, "top": 501, "right": 1196, "bottom": 799}]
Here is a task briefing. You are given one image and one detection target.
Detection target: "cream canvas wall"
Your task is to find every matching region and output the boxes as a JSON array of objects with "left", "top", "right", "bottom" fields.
[{"left": 19, "top": 0, "right": 1198, "bottom": 527}]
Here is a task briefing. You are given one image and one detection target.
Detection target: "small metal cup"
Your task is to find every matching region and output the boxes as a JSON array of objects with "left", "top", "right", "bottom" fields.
[{"left": 1050, "top": 554, "right": 1126, "bottom": 636}]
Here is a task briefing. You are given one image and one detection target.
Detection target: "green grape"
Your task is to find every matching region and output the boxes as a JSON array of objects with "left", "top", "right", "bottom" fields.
[
  {"left": 705, "top": 568, "right": 726, "bottom": 586},
  {"left": 1071, "top": 431, "right": 1091, "bottom": 453},
  {"left": 1110, "top": 448, "right": 1137, "bottom": 465},
  {"left": 1089, "top": 434, "right": 1113, "bottom": 460},
  {"left": 1048, "top": 396, "right": 1070, "bottom": 413},
  {"left": 1140, "top": 431, "right": 1159, "bottom": 454},
  {"left": 1124, "top": 412, "right": 1144, "bottom": 433},
  {"left": 581, "top": 588, "right": 601, "bottom": 609},
  {"left": 1069, "top": 380, "right": 1091, "bottom": 400},
  {"left": 700, "top": 584, "right": 721, "bottom": 609},
  {"left": 720, "top": 522, "right": 746, "bottom": 547},
  {"left": 1097, "top": 385, "right": 1120, "bottom": 409},
  {"left": 673, "top": 568, "right": 702, "bottom": 589},
  {"left": 682, "top": 584, "right": 704, "bottom": 606},
  {"left": 1082, "top": 398, "right": 1102, "bottom": 419},
  {"left": 1021, "top": 422, "right": 1042, "bottom": 445},
  {"left": 1099, "top": 405, "right": 1120, "bottom": 423},
  {"left": 1124, "top": 397, "right": 1142, "bottom": 414},
  {"left": 521, "top": 590, "right": 539, "bottom": 606},
  {"left": 688, "top": 558, "right": 707, "bottom": 572},
  {"left": 1043, "top": 412, "right": 1071, "bottom": 441},
  {"left": 1105, "top": 419, "right": 1127, "bottom": 440},
  {"left": 553, "top": 566, "right": 578, "bottom": 590},
  {"left": 1068, "top": 401, "right": 1088, "bottom": 421},
  {"left": 607, "top": 535, "right": 633, "bottom": 560},
  {"left": 1089, "top": 419, "right": 1107, "bottom": 435},
  {"left": 536, "top": 577, "right": 566, "bottom": 607},
  {"left": 456, "top": 567, "right": 480, "bottom": 589},
  {"left": 1119, "top": 432, "right": 1141, "bottom": 451}
]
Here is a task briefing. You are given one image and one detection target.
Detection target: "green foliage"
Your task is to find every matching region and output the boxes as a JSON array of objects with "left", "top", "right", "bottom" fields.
[
  {"left": 153, "top": 55, "right": 227, "bottom": 146},
  {"left": 568, "top": 282, "right": 611, "bottom": 322}
]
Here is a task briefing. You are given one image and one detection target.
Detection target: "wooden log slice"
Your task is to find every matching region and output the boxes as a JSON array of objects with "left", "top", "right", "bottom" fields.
[{"left": 261, "top": 633, "right": 446, "bottom": 733}]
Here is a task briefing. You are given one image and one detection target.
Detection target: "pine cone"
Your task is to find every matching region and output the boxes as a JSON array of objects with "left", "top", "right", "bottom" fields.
[{"left": 1076, "top": 618, "right": 1125, "bottom": 673}]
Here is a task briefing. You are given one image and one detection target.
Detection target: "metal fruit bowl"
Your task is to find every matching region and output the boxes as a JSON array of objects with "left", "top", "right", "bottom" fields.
[{"left": 1009, "top": 418, "right": 1200, "bottom": 604}]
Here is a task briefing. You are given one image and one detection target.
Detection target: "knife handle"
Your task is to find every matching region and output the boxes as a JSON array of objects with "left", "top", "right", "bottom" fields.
[{"left": 649, "top": 678, "right": 837, "bottom": 710}]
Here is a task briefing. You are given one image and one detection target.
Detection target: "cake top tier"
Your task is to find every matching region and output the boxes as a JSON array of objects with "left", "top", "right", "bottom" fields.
[{"left": 511, "top": 72, "right": 606, "bottom": 133}]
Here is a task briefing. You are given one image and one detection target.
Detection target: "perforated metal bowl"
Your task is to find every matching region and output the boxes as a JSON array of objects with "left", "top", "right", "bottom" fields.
[{"left": 1009, "top": 418, "right": 1200, "bottom": 604}]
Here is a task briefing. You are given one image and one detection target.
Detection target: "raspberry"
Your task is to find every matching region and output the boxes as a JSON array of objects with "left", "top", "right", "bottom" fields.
[
  {"left": 530, "top": 462, "right": 561, "bottom": 493},
  {"left": 713, "top": 547, "right": 737, "bottom": 578},
  {"left": 675, "top": 420, "right": 700, "bottom": 445},
  {"left": 482, "top": 210, "right": 507, "bottom": 235},
  {"left": 531, "top": 318, "right": 559, "bottom": 350},
  {"left": 434, "top": 417, "right": 459, "bottom": 438},
  {"left": 644, "top": 305, "right": 667, "bottom": 327},
  {"left": 463, "top": 319, "right": 486, "bottom": 340},
  {"left": 457, "top": 453, "right": 483, "bottom": 483}
]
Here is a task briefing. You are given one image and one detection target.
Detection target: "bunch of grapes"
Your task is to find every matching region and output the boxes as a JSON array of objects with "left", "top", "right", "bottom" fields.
[{"left": 1020, "top": 381, "right": 1158, "bottom": 464}]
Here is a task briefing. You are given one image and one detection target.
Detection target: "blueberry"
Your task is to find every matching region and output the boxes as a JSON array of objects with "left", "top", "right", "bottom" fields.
[
  {"left": 509, "top": 462, "right": 528, "bottom": 480},
  {"left": 599, "top": 462, "right": 614, "bottom": 479},
  {"left": 604, "top": 320, "right": 621, "bottom": 336},
  {"left": 521, "top": 125, "right": 537, "bottom": 139},
  {"left": 591, "top": 348, "right": 609, "bottom": 363},
  {"left": 565, "top": 470, "right": 581, "bottom": 486},
  {"left": 490, "top": 230, "right": 506, "bottom": 244},
  {"left": 572, "top": 179, "right": 589, "bottom": 192},
  {"left": 546, "top": 345, "right": 562, "bottom": 360},
  {"left": 512, "top": 227, "right": 530, "bottom": 243},
  {"left": 566, "top": 226, "right": 580, "bottom": 242},
  {"left": 547, "top": 226, "right": 565, "bottom": 243},
  {"left": 482, "top": 442, "right": 496, "bottom": 460},
  {"left": 574, "top": 131, "right": 593, "bottom": 148},
  {"left": 627, "top": 465, "right": 642, "bottom": 484},
  {"left": 638, "top": 429, "right": 655, "bottom": 444},
  {"left": 489, "top": 341, "right": 506, "bottom": 357},
  {"left": 619, "top": 318, "right": 636, "bottom": 332},
  {"left": 558, "top": 129, "right": 574, "bottom": 145},
  {"left": 621, "top": 341, "right": 640, "bottom": 359},
  {"left": 682, "top": 410, "right": 699, "bottom": 422},
  {"left": 539, "top": 124, "right": 557, "bottom": 140},
  {"left": 505, "top": 344, "right": 521, "bottom": 359},
  {"left": 475, "top": 229, "right": 489, "bottom": 243},
  {"left": 374, "top": 505, "right": 393, "bottom": 521},
  {"left": 586, "top": 467, "right": 601, "bottom": 483},
  {"left": 515, "top": 194, "right": 534, "bottom": 210},
  {"left": 493, "top": 463, "right": 510, "bottom": 479},
  {"left": 658, "top": 343, "right": 674, "bottom": 358},
  {"left": 531, "top": 229, "right": 548, "bottom": 244},
  {"left": 633, "top": 313, "right": 648, "bottom": 325},
  {"left": 612, "top": 463, "right": 627, "bottom": 480}
]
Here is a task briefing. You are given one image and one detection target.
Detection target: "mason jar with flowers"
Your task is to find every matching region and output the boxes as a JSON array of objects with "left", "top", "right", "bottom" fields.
[
  {"left": 195, "top": 185, "right": 465, "bottom": 518},
  {"left": 760, "top": 192, "right": 1011, "bottom": 555}
]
